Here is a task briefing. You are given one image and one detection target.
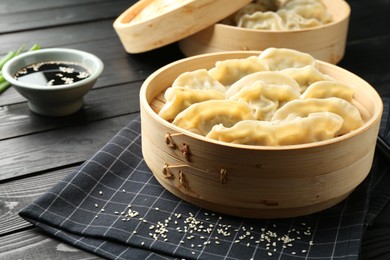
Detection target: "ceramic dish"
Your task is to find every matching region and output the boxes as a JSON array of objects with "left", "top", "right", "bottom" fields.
[{"left": 2, "top": 48, "right": 104, "bottom": 116}]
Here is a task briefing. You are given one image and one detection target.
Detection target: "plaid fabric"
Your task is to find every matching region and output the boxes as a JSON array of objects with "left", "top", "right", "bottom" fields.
[{"left": 20, "top": 99, "right": 390, "bottom": 260}]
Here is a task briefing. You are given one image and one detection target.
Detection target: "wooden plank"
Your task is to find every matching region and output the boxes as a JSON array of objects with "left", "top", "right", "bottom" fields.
[
  {"left": 3, "top": 0, "right": 390, "bottom": 44},
  {"left": 0, "top": 82, "right": 141, "bottom": 140},
  {"left": 0, "top": 0, "right": 135, "bottom": 33},
  {"left": 0, "top": 21, "right": 185, "bottom": 106},
  {"left": 339, "top": 35, "right": 390, "bottom": 97},
  {"left": 0, "top": 228, "right": 101, "bottom": 259},
  {"left": 0, "top": 20, "right": 118, "bottom": 54},
  {"left": 346, "top": 1, "right": 390, "bottom": 42},
  {"left": 0, "top": 168, "right": 75, "bottom": 235},
  {"left": 0, "top": 27, "right": 183, "bottom": 71},
  {"left": 0, "top": 113, "right": 139, "bottom": 182},
  {"left": 0, "top": 0, "right": 111, "bottom": 14}
]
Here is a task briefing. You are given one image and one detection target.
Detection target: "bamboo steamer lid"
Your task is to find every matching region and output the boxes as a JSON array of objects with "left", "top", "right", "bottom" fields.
[{"left": 113, "top": 0, "right": 252, "bottom": 53}]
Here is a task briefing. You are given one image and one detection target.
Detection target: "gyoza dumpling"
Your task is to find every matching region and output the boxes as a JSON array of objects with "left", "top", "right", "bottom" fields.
[
  {"left": 237, "top": 11, "right": 284, "bottom": 30},
  {"left": 281, "top": 65, "right": 334, "bottom": 93},
  {"left": 172, "top": 69, "right": 226, "bottom": 93},
  {"left": 226, "top": 71, "right": 300, "bottom": 97},
  {"left": 208, "top": 56, "right": 269, "bottom": 86},
  {"left": 227, "top": 1, "right": 281, "bottom": 25},
  {"left": 272, "top": 97, "right": 364, "bottom": 135},
  {"left": 172, "top": 100, "right": 254, "bottom": 136},
  {"left": 207, "top": 120, "right": 278, "bottom": 146},
  {"left": 282, "top": 0, "right": 332, "bottom": 23},
  {"left": 275, "top": 112, "right": 343, "bottom": 145},
  {"left": 158, "top": 87, "right": 225, "bottom": 121},
  {"left": 259, "top": 48, "right": 316, "bottom": 71},
  {"left": 206, "top": 112, "right": 343, "bottom": 146},
  {"left": 301, "top": 81, "right": 355, "bottom": 102},
  {"left": 277, "top": 9, "right": 323, "bottom": 30},
  {"left": 228, "top": 80, "right": 300, "bottom": 120}
]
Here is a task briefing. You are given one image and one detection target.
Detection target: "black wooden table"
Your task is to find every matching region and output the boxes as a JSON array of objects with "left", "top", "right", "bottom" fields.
[{"left": 0, "top": 0, "right": 389, "bottom": 259}]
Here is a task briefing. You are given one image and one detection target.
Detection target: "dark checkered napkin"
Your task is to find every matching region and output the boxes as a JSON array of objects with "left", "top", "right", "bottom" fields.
[{"left": 20, "top": 105, "right": 390, "bottom": 259}]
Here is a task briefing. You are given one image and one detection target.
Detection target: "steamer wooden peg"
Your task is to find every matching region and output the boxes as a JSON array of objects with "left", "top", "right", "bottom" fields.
[
  {"left": 165, "top": 132, "right": 177, "bottom": 149},
  {"left": 162, "top": 163, "right": 174, "bottom": 180},
  {"left": 178, "top": 171, "right": 189, "bottom": 190},
  {"left": 219, "top": 168, "right": 228, "bottom": 184},
  {"left": 181, "top": 143, "right": 191, "bottom": 162}
]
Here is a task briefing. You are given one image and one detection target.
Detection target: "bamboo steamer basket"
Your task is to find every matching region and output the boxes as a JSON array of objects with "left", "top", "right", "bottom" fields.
[
  {"left": 113, "top": 0, "right": 251, "bottom": 53},
  {"left": 179, "top": 0, "right": 350, "bottom": 64},
  {"left": 139, "top": 51, "right": 383, "bottom": 218}
]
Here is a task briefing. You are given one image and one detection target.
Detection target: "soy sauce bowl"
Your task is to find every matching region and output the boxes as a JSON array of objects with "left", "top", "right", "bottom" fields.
[{"left": 2, "top": 48, "right": 104, "bottom": 116}]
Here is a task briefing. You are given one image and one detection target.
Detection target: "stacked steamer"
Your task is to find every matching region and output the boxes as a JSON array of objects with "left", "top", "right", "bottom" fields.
[
  {"left": 114, "top": 0, "right": 383, "bottom": 218},
  {"left": 179, "top": 0, "right": 350, "bottom": 64}
]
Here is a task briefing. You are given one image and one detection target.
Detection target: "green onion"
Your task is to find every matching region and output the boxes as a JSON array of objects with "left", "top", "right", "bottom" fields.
[
  {"left": 0, "top": 44, "right": 41, "bottom": 95},
  {"left": 0, "top": 51, "right": 15, "bottom": 69},
  {"left": 29, "top": 44, "right": 41, "bottom": 52},
  {"left": 15, "top": 45, "right": 26, "bottom": 56},
  {"left": 0, "top": 80, "right": 10, "bottom": 94}
]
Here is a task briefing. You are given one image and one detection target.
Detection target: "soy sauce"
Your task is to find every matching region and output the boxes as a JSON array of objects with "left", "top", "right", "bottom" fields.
[{"left": 14, "top": 61, "right": 90, "bottom": 86}]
